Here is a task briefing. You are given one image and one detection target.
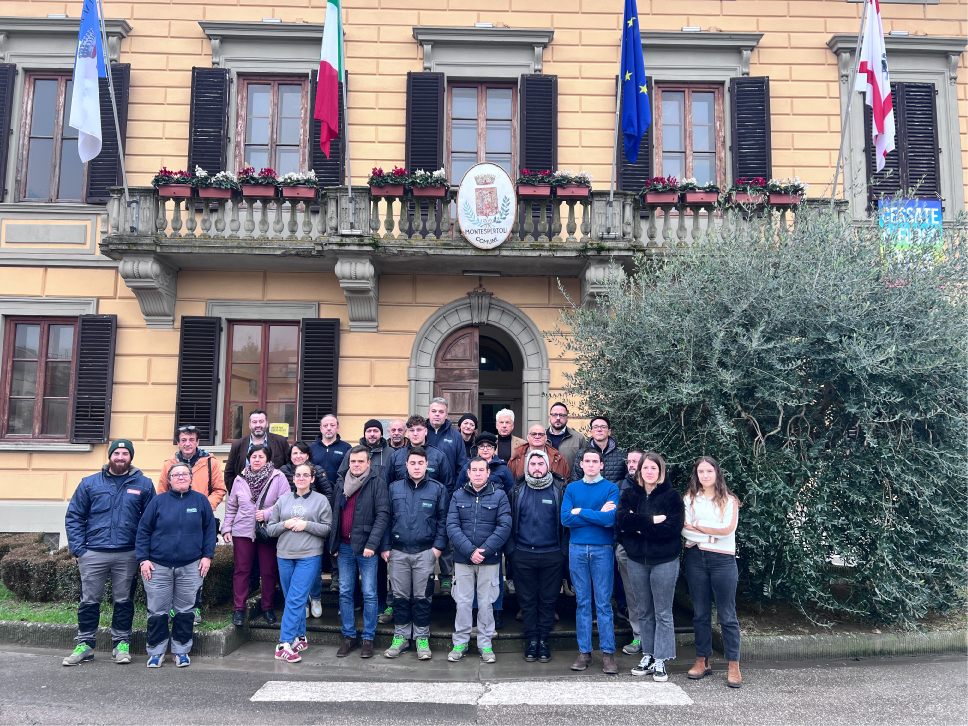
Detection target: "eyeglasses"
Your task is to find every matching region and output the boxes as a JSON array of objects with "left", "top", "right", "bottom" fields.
[
  {"left": 549, "top": 413, "right": 567, "bottom": 418},
  {"left": 170, "top": 472, "right": 191, "bottom": 479},
  {"left": 528, "top": 432, "right": 546, "bottom": 438},
  {"left": 293, "top": 473, "right": 314, "bottom": 479},
  {"left": 590, "top": 424, "right": 609, "bottom": 431}
]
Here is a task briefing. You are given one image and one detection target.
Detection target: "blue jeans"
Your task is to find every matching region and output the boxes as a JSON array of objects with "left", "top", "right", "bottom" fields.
[
  {"left": 569, "top": 544, "right": 615, "bottom": 654},
  {"left": 627, "top": 556, "right": 678, "bottom": 662},
  {"left": 277, "top": 555, "right": 322, "bottom": 644},
  {"left": 310, "top": 571, "right": 323, "bottom": 601},
  {"left": 338, "top": 542, "right": 379, "bottom": 641},
  {"left": 684, "top": 546, "right": 741, "bottom": 661}
]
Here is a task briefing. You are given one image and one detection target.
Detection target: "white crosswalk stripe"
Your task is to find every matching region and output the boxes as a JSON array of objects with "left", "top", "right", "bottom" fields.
[{"left": 250, "top": 680, "right": 694, "bottom": 706}]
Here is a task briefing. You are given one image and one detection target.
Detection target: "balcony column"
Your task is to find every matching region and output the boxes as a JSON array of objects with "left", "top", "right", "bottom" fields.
[
  {"left": 117, "top": 253, "right": 179, "bottom": 328},
  {"left": 335, "top": 256, "right": 379, "bottom": 332}
]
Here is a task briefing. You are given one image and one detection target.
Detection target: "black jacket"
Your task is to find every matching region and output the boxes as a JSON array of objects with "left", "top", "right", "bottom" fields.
[
  {"left": 446, "top": 481, "right": 512, "bottom": 565},
  {"left": 225, "top": 433, "right": 290, "bottom": 492},
  {"left": 614, "top": 473, "right": 636, "bottom": 546},
  {"left": 381, "top": 475, "right": 449, "bottom": 554},
  {"left": 384, "top": 443, "right": 453, "bottom": 491},
  {"left": 505, "top": 473, "right": 570, "bottom": 558},
  {"left": 570, "top": 437, "right": 627, "bottom": 484},
  {"left": 279, "top": 463, "right": 334, "bottom": 505},
  {"left": 328, "top": 469, "right": 391, "bottom": 555},
  {"left": 426, "top": 418, "right": 469, "bottom": 484},
  {"left": 310, "top": 435, "right": 352, "bottom": 484},
  {"left": 616, "top": 480, "right": 685, "bottom": 566},
  {"left": 336, "top": 437, "right": 392, "bottom": 481}
]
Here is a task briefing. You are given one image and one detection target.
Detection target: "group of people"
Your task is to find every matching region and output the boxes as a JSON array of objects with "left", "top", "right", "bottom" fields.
[{"left": 61, "top": 399, "right": 742, "bottom": 687}]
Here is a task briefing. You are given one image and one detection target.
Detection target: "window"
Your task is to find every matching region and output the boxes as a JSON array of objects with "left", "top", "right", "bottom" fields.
[
  {"left": 448, "top": 83, "right": 516, "bottom": 183},
  {"left": 225, "top": 322, "right": 298, "bottom": 442},
  {"left": 236, "top": 77, "right": 309, "bottom": 176},
  {"left": 19, "top": 73, "right": 84, "bottom": 202},
  {"left": 1, "top": 318, "right": 77, "bottom": 439},
  {"left": 655, "top": 84, "right": 725, "bottom": 187},
  {"left": 479, "top": 337, "right": 513, "bottom": 372}
]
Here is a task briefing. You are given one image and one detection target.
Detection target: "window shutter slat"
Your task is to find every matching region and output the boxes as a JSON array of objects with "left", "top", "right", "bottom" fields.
[
  {"left": 618, "top": 75, "right": 653, "bottom": 191},
  {"left": 865, "top": 83, "right": 902, "bottom": 210},
  {"left": 405, "top": 71, "right": 444, "bottom": 172},
  {"left": 188, "top": 67, "right": 230, "bottom": 173},
  {"left": 174, "top": 316, "right": 221, "bottom": 445},
  {"left": 298, "top": 318, "right": 340, "bottom": 442},
  {"left": 86, "top": 63, "right": 130, "bottom": 204},
  {"left": 70, "top": 315, "right": 117, "bottom": 444},
  {"left": 519, "top": 74, "right": 558, "bottom": 173},
  {"left": 0, "top": 63, "right": 16, "bottom": 201},
  {"left": 730, "top": 76, "right": 772, "bottom": 180},
  {"left": 310, "top": 71, "right": 345, "bottom": 187},
  {"left": 898, "top": 83, "right": 940, "bottom": 199}
]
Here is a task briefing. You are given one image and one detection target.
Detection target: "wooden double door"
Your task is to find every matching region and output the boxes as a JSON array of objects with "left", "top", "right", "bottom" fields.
[{"left": 433, "top": 326, "right": 478, "bottom": 422}]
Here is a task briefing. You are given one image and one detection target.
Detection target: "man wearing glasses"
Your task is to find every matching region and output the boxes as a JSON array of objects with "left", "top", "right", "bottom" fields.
[
  {"left": 546, "top": 402, "right": 587, "bottom": 469},
  {"left": 506, "top": 425, "right": 571, "bottom": 481},
  {"left": 569, "top": 416, "right": 627, "bottom": 485}
]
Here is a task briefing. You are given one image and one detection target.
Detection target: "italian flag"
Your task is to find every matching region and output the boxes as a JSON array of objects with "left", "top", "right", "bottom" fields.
[{"left": 314, "top": 0, "right": 344, "bottom": 159}]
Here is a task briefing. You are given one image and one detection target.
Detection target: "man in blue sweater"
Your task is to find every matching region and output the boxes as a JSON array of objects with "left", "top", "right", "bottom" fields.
[{"left": 561, "top": 447, "right": 620, "bottom": 675}]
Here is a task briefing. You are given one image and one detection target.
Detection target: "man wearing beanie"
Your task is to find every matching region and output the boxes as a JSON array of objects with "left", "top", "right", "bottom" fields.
[
  {"left": 457, "top": 413, "right": 478, "bottom": 459},
  {"left": 64, "top": 439, "right": 156, "bottom": 666},
  {"left": 337, "top": 419, "right": 391, "bottom": 480}
]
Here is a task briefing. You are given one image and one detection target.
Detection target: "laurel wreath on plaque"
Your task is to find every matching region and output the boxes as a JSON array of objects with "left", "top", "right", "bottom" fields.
[{"left": 461, "top": 195, "right": 513, "bottom": 228}]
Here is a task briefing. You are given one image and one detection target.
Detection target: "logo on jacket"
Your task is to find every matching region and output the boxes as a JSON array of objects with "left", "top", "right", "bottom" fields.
[
  {"left": 126, "top": 489, "right": 139, "bottom": 494},
  {"left": 292, "top": 504, "right": 307, "bottom": 518},
  {"left": 422, "top": 502, "right": 433, "bottom": 508},
  {"left": 186, "top": 508, "right": 198, "bottom": 513},
  {"left": 542, "top": 499, "right": 553, "bottom": 505}
]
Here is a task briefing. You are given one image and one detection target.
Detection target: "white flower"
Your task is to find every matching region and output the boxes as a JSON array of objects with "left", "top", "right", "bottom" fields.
[
  {"left": 578, "top": 170, "right": 594, "bottom": 182},
  {"left": 194, "top": 166, "right": 209, "bottom": 177},
  {"left": 432, "top": 169, "right": 446, "bottom": 179}
]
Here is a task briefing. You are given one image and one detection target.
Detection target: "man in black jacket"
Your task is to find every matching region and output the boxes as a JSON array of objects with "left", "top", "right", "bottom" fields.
[
  {"left": 330, "top": 445, "right": 390, "bottom": 659},
  {"left": 336, "top": 419, "right": 391, "bottom": 479},
  {"left": 224, "top": 409, "right": 290, "bottom": 491},
  {"left": 570, "top": 415, "right": 627, "bottom": 484},
  {"left": 506, "top": 450, "right": 569, "bottom": 663}
]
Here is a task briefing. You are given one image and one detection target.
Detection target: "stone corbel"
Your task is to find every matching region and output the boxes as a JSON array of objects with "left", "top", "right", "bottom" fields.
[
  {"left": 947, "top": 52, "right": 959, "bottom": 85},
  {"left": 210, "top": 37, "right": 222, "bottom": 67},
  {"left": 581, "top": 260, "right": 625, "bottom": 309},
  {"left": 838, "top": 51, "right": 852, "bottom": 84},
  {"left": 117, "top": 254, "right": 179, "bottom": 329},
  {"left": 421, "top": 42, "right": 433, "bottom": 71},
  {"left": 740, "top": 48, "right": 752, "bottom": 76},
  {"left": 335, "top": 256, "right": 379, "bottom": 332},
  {"left": 0, "top": 33, "right": 8, "bottom": 62},
  {"left": 107, "top": 34, "right": 121, "bottom": 63}
]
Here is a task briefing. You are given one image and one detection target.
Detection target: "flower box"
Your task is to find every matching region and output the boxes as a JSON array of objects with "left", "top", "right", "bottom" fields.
[
  {"left": 684, "top": 191, "right": 720, "bottom": 204},
  {"left": 643, "top": 191, "right": 680, "bottom": 205},
  {"left": 156, "top": 184, "right": 193, "bottom": 198},
  {"left": 281, "top": 186, "right": 317, "bottom": 200},
  {"left": 370, "top": 184, "right": 404, "bottom": 197},
  {"left": 556, "top": 184, "right": 590, "bottom": 199},
  {"left": 412, "top": 186, "right": 447, "bottom": 197},
  {"left": 197, "top": 187, "right": 233, "bottom": 199},
  {"left": 768, "top": 192, "right": 802, "bottom": 206},
  {"left": 517, "top": 184, "right": 552, "bottom": 198},
  {"left": 730, "top": 192, "right": 764, "bottom": 205},
  {"left": 241, "top": 184, "right": 277, "bottom": 198}
]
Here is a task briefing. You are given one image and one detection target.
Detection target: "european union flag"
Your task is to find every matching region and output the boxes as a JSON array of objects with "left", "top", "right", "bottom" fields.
[{"left": 620, "top": 0, "right": 651, "bottom": 164}]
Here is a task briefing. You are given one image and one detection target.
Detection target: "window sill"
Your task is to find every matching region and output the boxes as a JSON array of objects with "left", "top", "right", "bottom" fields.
[{"left": 0, "top": 442, "right": 93, "bottom": 453}]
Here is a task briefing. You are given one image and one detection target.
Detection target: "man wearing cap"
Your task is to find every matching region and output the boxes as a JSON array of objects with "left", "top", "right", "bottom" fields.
[
  {"left": 457, "top": 413, "right": 478, "bottom": 459},
  {"left": 337, "top": 419, "right": 391, "bottom": 480},
  {"left": 63, "top": 439, "right": 156, "bottom": 666}
]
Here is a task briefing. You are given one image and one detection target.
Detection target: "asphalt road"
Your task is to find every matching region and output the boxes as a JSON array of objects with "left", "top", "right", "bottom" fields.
[{"left": 0, "top": 643, "right": 964, "bottom": 725}]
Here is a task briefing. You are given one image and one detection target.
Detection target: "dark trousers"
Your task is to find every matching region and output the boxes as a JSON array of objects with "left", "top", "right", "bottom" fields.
[
  {"left": 684, "top": 546, "right": 741, "bottom": 662},
  {"left": 232, "top": 537, "right": 278, "bottom": 611},
  {"left": 512, "top": 549, "right": 564, "bottom": 640}
]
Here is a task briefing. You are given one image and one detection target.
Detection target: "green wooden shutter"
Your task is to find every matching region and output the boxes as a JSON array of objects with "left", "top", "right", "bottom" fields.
[
  {"left": 0, "top": 64, "right": 17, "bottom": 202},
  {"left": 298, "top": 319, "right": 340, "bottom": 442},
  {"left": 310, "top": 71, "right": 345, "bottom": 187},
  {"left": 519, "top": 74, "right": 558, "bottom": 173},
  {"left": 617, "top": 75, "right": 653, "bottom": 191}
]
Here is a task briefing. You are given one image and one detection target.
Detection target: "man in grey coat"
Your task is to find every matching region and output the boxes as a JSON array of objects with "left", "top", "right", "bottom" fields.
[{"left": 546, "top": 402, "right": 587, "bottom": 468}]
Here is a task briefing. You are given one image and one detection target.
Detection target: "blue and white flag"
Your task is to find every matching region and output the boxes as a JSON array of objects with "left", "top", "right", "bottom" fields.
[
  {"left": 620, "top": 0, "right": 651, "bottom": 164},
  {"left": 69, "top": 0, "right": 106, "bottom": 162}
]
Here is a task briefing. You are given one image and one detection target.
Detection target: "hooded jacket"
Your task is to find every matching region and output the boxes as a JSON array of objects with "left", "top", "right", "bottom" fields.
[
  {"left": 65, "top": 465, "right": 156, "bottom": 558},
  {"left": 381, "top": 475, "right": 448, "bottom": 554},
  {"left": 310, "top": 434, "right": 352, "bottom": 484},
  {"left": 336, "top": 437, "right": 392, "bottom": 481},
  {"left": 456, "top": 457, "right": 515, "bottom": 495},
  {"left": 159, "top": 451, "right": 226, "bottom": 511},
  {"left": 222, "top": 469, "right": 290, "bottom": 542},
  {"left": 446, "top": 480, "right": 512, "bottom": 566},
  {"left": 135, "top": 487, "right": 217, "bottom": 568},
  {"left": 570, "top": 437, "right": 628, "bottom": 484},
  {"left": 328, "top": 467, "right": 391, "bottom": 554},
  {"left": 506, "top": 442, "right": 571, "bottom": 480},
  {"left": 426, "top": 418, "right": 469, "bottom": 482},
  {"left": 383, "top": 443, "right": 453, "bottom": 492},
  {"left": 506, "top": 473, "right": 570, "bottom": 557},
  {"left": 616, "top": 479, "right": 685, "bottom": 566}
]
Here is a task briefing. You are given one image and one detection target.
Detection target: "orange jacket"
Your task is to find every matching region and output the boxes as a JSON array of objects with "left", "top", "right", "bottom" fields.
[
  {"left": 506, "top": 442, "right": 571, "bottom": 481},
  {"left": 159, "top": 453, "right": 227, "bottom": 512}
]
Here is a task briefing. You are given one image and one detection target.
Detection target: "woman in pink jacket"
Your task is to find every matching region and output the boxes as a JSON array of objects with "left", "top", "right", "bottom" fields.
[{"left": 222, "top": 444, "right": 290, "bottom": 626}]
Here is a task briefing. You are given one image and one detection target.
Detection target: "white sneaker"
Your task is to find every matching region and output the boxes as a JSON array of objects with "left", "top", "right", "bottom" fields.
[
  {"left": 506, "top": 579, "right": 516, "bottom": 595},
  {"left": 310, "top": 599, "right": 323, "bottom": 618}
]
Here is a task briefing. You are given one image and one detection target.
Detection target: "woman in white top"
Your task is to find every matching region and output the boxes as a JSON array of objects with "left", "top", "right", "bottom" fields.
[{"left": 682, "top": 456, "right": 742, "bottom": 688}]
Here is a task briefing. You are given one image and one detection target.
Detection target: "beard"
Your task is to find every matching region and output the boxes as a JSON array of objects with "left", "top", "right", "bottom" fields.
[{"left": 108, "top": 461, "right": 131, "bottom": 476}]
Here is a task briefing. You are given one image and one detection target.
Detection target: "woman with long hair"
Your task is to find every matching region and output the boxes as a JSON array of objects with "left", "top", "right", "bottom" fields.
[
  {"left": 683, "top": 455, "right": 742, "bottom": 688},
  {"left": 616, "top": 452, "right": 684, "bottom": 682}
]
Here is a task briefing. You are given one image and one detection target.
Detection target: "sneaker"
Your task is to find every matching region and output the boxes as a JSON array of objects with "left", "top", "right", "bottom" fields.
[
  {"left": 112, "top": 642, "right": 131, "bottom": 664},
  {"left": 480, "top": 647, "right": 496, "bottom": 663},
  {"left": 293, "top": 635, "right": 308, "bottom": 653},
  {"left": 329, "top": 576, "right": 340, "bottom": 593},
  {"left": 416, "top": 638, "right": 432, "bottom": 660},
  {"left": 440, "top": 579, "right": 452, "bottom": 596},
  {"left": 62, "top": 644, "right": 95, "bottom": 667},
  {"left": 447, "top": 643, "right": 468, "bottom": 662},
  {"left": 193, "top": 609, "right": 202, "bottom": 625},
  {"left": 623, "top": 639, "right": 643, "bottom": 655},
  {"left": 146, "top": 654, "right": 164, "bottom": 668},
  {"left": 274, "top": 642, "right": 301, "bottom": 663},
  {"left": 652, "top": 659, "right": 669, "bottom": 682},
  {"left": 631, "top": 655, "right": 656, "bottom": 677},
  {"left": 173, "top": 653, "right": 190, "bottom": 668},
  {"left": 378, "top": 606, "right": 393, "bottom": 624},
  {"left": 561, "top": 579, "right": 575, "bottom": 597},
  {"left": 505, "top": 579, "right": 516, "bottom": 595},
  {"left": 384, "top": 637, "right": 410, "bottom": 658},
  {"left": 310, "top": 599, "right": 323, "bottom": 618}
]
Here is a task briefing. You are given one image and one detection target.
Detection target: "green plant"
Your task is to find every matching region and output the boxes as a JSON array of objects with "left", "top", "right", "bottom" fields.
[
  {"left": 728, "top": 177, "right": 767, "bottom": 193},
  {"left": 551, "top": 207, "right": 968, "bottom": 626},
  {"left": 640, "top": 175, "right": 679, "bottom": 194},
  {"left": 679, "top": 177, "right": 721, "bottom": 193},
  {"left": 767, "top": 177, "right": 808, "bottom": 195},
  {"left": 550, "top": 169, "right": 593, "bottom": 188},
  {"left": 192, "top": 166, "right": 240, "bottom": 191},
  {"left": 368, "top": 166, "right": 407, "bottom": 187},
  {"left": 278, "top": 170, "right": 318, "bottom": 187},
  {"left": 516, "top": 169, "right": 553, "bottom": 186},
  {"left": 150, "top": 167, "right": 191, "bottom": 186},
  {"left": 410, "top": 168, "right": 449, "bottom": 188}
]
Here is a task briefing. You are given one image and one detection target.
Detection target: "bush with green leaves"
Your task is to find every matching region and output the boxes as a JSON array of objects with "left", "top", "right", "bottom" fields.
[{"left": 552, "top": 208, "right": 967, "bottom": 626}]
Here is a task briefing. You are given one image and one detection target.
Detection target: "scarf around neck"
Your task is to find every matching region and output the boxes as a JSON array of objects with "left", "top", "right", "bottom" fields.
[
  {"left": 243, "top": 462, "right": 275, "bottom": 501},
  {"left": 524, "top": 449, "right": 554, "bottom": 490},
  {"left": 343, "top": 467, "right": 370, "bottom": 499}
]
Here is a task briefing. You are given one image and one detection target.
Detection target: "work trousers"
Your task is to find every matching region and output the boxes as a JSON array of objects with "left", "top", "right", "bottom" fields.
[
  {"left": 388, "top": 549, "right": 437, "bottom": 640},
  {"left": 76, "top": 549, "right": 139, "bottom": 648},
  {"left": 615, "top": 544, "right": 641, "bottom": 639},
  {"left": 143, "top": 560, "right": 203, "bottom": 656},
  {"left": 452, "top": 562, "right": 500, "bottom": 649},
  {"left": 512, "top": 549, "right": 564, "bottom": 640}
]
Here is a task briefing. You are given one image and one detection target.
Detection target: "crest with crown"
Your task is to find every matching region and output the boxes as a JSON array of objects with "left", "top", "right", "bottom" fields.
[{"left": 474, "top": 173, "right": 496, "bottom": 185}]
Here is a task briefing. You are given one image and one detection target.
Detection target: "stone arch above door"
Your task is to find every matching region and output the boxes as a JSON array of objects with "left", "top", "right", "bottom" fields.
[{"left": 408, "top": 296, "right": 550, "bottom": 433}]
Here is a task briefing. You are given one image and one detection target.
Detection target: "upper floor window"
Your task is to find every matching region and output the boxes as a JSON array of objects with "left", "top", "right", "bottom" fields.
[
  {"left": 448, "top": 83, "right": 516, "bottom": 183},
  {"left": 236, "top": 77, "right": 309, "bottom": 176},
  {"left": 1, "top": 318, "right": 77, "bottom": 439},
  {"left": 655, "top": 84, "right": 725, "bottom": 187},
  {"left": 19, "top": 73, "right": 84, "bottom": 202}
]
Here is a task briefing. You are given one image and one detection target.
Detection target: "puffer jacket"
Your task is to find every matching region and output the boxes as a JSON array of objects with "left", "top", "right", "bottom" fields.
[
  {"left": 426, "top": 418, "right": 469, "bottom": 483},
  {"left": 505, "top": 473, "right": 570, "bottom": 557},
  {"left": 328, "top": 468, "right": 391, "bottom": 554},
  {"left": 446, "top": 480, "right": 511, "bottom": 566},
  {"left": 383, "top": 443, "right": 453, "bottom": 492},
  {"left": 65, "top": 466, "right": 156, "bottom": 558},
  {"left": 570, "top": 437, "right": 627, "bottom": 484},
  {"left": 381, "top": 475, "right": 448, "bottom": 554},
  {"left": 222, "top": 469, "right": 290, "bottom": 542},
  {"left": 456, "top": 457, "right": 515, "bottom": 495},
  {"left": 336, "top": 437, "right": 392, "bottom": 481},
  {"left": 616, "top": 479, "right": 685, "bottom": 566},
  {"left": 279, "top": 462, "right": 334, "bottom": 504}
]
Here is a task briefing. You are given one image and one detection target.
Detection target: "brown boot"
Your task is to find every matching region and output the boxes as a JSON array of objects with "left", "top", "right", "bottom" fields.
[
  {"left": 727, "top": 660, "right": 742, "bottom": 688},
  {"left": 570, "top": 652, "right": 592, "bottom": 671},
  {"left": 336, "top": 636, "right": 357, "bottom": 657},
  {"left": 602, "top": 652, "right": 618, "bottom": 674},
  {"left": 688, "top": 656, "right": 712, "bottom": 680},
  {"left": 360, "top": 640, "right": 374, "bottom": 659}
]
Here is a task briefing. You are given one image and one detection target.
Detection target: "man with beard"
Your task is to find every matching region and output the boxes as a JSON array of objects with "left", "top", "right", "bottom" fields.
[
  {"left": 386, "top": 418, "right": 408, "bottom": 451},
  {"left": 337, "top": 419, "right": 391, "bottom": 479},
  {"left": 64, "top": 440, "right": 156, "bottom": 666},
  {"left": 224, "top": 409, "right": 290, "bottom": 492}
]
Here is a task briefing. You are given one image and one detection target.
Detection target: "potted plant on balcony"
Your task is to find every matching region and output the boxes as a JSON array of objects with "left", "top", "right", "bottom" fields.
[
  {"left": 410, "top": 168, "right": 449, "bottom": 197},
  {"left": 552, "top": 169, "right": 593, "bottom": 199},
  {"left": 152, "top": 167, "right": 193, "bottom": 198},
  {"left": 728, "top": 177, "right": 767, "bottom": 205},
  {"left": 767, "top": 177, "right": 808, "bottom": 207},
  {"left": 279, "top": 170, "right": 319, "bottom": 199},
  {"left": 193, "top": 166, "right": 239, "bottom": 199},
  {"left": 516, "top": 169, "right": 553, "bottom": 198},
  {"left": 368, "top": 166, "right": 407, "bottom": 197},
  {"left": 641, "top": 176, "right": 680, "bottom": 205},
  {"left": 679, "top": 178, "right": 721, "bottom": 204},
  {"left": 239, "top": 167, "right": 279, "bottom": 198}
]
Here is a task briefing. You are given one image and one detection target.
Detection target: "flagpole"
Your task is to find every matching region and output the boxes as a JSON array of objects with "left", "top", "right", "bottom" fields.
[
  {"left": 343, "top": 69, "right": 356, "bottom": 231},
  {"left": 95, "top": 0, "right": 135, "bottom": 231},
  {"left": 831, "top": 0, "right": 870, "bottom": 209},
  {"left": 606, "top": 75, "right": 621, "bottom": 236}
]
